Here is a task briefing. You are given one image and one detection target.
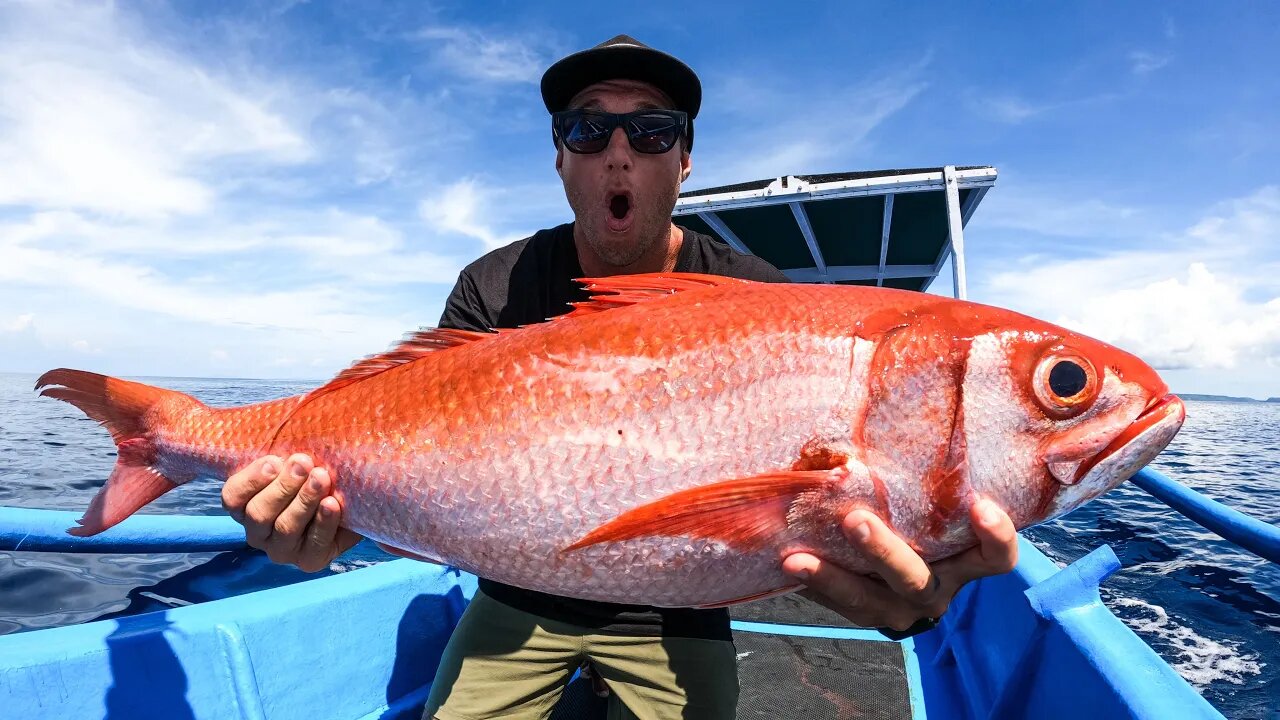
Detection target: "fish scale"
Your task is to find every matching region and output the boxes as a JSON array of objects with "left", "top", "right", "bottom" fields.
[{"left": 35, "top": 273, "right": 1184, "bottom": 608}]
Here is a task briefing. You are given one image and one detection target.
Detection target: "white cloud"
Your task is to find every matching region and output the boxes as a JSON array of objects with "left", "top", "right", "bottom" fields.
[
  {"left": 0, "top": 201, "right": 474, "bottom": 378},
  {"left": 0, "top": 208, "right": 465, "bottom": 284},
  {"left": 965, "top": 90, "right": 1119, "bottom": 126},
  {"left": 979, "top": 95, "right": 1046, "bottom": 124},
  {"left": 0, "top": 1, "right": 310, "bottom": 218},
  {"left": 0, "top": 4, "right": 560, "bottom": 380},
  {"left": 1002, "top": 262, "right": 1277, "bottom": 370},
  {"left": 419, "top": 178, "right": 566, "bottom": 252},
  {"left": 1185, "top": 185, "right": 1280, "bottom": 251},
  {"left": 1130, "top": 51, "right": 1172, "bottom": 75},
  {"left": 3, "top": 314, "right": 34, "bottom": 333},
  {"left": 416, "top": 26, "right": 553, "bottom": 84},
  {"left": 981, "top": 187, "right": 1280, "bottom": 374},
  {"left": 70, "top": 339, "right": 102, "bottom": 355}
]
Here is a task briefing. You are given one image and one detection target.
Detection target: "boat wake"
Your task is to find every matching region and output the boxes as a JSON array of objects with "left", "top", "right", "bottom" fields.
[{"left": 1111, "top": 597, "right": 1263, "bottom": 689}]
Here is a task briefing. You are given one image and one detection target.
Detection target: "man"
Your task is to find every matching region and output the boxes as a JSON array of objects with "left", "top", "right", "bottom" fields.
[{"left": 221, "top": 35, "right": 1018, "bottom": 720}]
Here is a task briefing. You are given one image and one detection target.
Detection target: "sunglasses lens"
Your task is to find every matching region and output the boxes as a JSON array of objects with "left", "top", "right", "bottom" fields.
[
  {"left": 627, "top": 113, "right": 681, "bottom": 153},
  {"left": 558, "top": 113, "right": 611, "bottom": 153},
  {"left": 554, "top": 111, "right": 684, "bottom": 154}
]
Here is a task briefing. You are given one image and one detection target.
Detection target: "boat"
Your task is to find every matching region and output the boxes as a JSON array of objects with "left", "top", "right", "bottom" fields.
[{"left": 1, "top": 166, "right": 1268, "bottom": 718}]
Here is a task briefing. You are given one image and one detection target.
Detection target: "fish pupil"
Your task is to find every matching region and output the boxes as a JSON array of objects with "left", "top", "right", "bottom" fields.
[{"left": 1049, "top": 361, "right": 1087, "bottom": 398}]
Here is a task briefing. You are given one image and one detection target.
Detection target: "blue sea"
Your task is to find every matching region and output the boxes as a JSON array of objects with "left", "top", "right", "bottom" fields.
[{"left": 1, "top": 371, "right": 1277, "bottom": 717}]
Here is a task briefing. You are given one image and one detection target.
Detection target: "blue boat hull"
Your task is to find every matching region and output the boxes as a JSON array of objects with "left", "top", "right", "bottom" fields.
[{"left": 0, "top": 530, "right": 1223, "bottom": 719}]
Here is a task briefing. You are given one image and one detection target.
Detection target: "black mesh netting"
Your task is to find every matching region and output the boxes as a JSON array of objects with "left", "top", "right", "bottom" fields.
[
  {"left": 732, "top": 632, "right": 911, "bottom": 720},
  {"left": 728, "top": 594, "right": 912, "bottom": 719}
]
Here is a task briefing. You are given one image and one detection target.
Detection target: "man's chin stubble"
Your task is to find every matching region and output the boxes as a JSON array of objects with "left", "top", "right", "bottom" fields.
[{"left": 587, "top": 233, "right": 652, "bottom": 268}]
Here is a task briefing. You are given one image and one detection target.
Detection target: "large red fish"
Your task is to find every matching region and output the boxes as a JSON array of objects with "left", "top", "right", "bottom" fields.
[{"left": 37, "top": 273, "right": 1184, "bottom": 607}]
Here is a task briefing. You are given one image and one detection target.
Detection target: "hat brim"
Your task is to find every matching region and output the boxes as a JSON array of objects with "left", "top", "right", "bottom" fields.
[{"left": 541, "top": 44, "right": 701, "bottom": 119}]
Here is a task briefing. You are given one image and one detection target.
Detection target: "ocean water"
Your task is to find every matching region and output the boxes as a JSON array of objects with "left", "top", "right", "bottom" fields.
[{"left": 1, "top": 371, "right": 1278, "bottom": 717}]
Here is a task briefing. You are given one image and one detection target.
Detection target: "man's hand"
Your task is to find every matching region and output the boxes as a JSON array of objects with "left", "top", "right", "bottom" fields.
[
  {"left": 221, "top": 453, "right": 363, "bottom": 572},
  {"left": 781, "top": 496, "right": 1018, "bottom": 632}
]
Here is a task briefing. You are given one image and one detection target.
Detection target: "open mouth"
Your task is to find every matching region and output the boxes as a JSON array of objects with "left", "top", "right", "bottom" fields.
[
  {"left": 605, "top": 192, "right": 633, "bottom": 231},
  {"left": 1069, "top": 394, "right": 1186, "bottom": 484}
]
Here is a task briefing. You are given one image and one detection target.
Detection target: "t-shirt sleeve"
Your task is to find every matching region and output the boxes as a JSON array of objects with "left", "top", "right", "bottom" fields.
[
  {"left": 437, "top": 271, "right": 492, "bottom": 333},
  {"left": 740, "top": 257, "right": 791, "bottom": 283}
]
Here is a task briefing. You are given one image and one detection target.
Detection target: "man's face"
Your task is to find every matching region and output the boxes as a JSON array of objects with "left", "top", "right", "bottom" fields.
[{"left": 556, "top": 79, "right": 692, "bottom": 268}]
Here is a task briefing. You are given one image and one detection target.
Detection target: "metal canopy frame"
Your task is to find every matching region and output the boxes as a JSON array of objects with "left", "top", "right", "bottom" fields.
[{"left": 673, "top": 166, "right": 997, "bottom": 299}]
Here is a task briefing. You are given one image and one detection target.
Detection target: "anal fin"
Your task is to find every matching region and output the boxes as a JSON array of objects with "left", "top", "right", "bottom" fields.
[
  {"left": 696, "top": 584, "right": 804, "bottom": 609},
  {"left": 375, "top": 541, "right": 446, "bottom": 564}
]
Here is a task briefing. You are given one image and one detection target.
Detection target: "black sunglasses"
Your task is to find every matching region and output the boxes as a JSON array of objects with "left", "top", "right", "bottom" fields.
[{"left": 551, "top": 109, "right": 688, "bottom": 155}]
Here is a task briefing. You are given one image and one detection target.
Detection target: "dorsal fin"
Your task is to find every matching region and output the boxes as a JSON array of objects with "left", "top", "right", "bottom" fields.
[
  {"left": 263, "top": 327, "right": 496, "bottom": 451},
  {"left": 265, "top": 273, "right": 755, "bottom": 450},
  {"left": 557, "top": 272, "right": 755, "bottom": 321},
  {"left": 321, "top": 327, "right": 494, "bottom": 394}
]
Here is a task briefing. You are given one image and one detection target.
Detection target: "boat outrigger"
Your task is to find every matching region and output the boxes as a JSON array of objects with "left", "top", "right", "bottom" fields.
[{"left": 2, "top": 166, "right": 1268, "bottom": 718}]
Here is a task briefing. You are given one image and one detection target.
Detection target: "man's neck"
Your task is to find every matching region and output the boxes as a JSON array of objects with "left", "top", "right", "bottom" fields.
[{"left": 575, "top": 223, "right": 684, "bottom": 278}]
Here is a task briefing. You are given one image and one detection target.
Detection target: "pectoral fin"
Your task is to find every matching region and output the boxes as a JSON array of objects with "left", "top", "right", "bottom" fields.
[{"left": 563, "top": 469, "right": 842, "bottom": 553}]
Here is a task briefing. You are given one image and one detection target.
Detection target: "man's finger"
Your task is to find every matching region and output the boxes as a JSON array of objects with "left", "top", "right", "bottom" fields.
[
  {"left": 783, "top": 552, "right": 900, "bottom": 624},
  {"left": 934, "top": 497, "right": 1019, "bottom": 586},
  {"left": 297, "top": 495, "right": 343, "bottom": 573},
  {"left": 271, "top": 466, "right": 331, "bottom": 548},
  {"left": 842, "top": 510, "right": 942, "bottom": 607},
  {"left": 221, "top": 456, "right": 283, "bottom": 521},
  {"left": 243, "top": 453, "right": 314, "bottom": 543}
]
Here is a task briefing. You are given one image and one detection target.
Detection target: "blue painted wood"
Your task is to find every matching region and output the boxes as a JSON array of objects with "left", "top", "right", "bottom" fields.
[
  {"left": 0, "top": 537, "right": 1227, "bottom": 718},
  {"left": 0, "top": 505, "right": 247, "bottom": 552},
  {"left": 0, "top": 559, "right": 476, "bottom": 720},
  {"left": 912, "top": 537, "right": 1224, "bottom": 719},
  {"left": 1131, "top": 467, "right": 1280, "bottom": 564}
]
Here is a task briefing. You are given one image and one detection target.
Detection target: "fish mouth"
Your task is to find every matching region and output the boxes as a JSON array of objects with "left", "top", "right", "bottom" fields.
[
  {"left": 605, "top": 191, "right": 633, "bottom": 232},
  {"left": 1067, "top": 394, "right": 1186, "bottom": 485}
]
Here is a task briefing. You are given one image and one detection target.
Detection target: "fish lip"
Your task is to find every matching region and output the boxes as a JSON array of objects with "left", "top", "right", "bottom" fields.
[{"left": 1064, "top": 393, "right": 1185, "bottom": 485}]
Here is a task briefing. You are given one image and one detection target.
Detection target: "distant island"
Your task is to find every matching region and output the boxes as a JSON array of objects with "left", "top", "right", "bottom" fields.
[{"left": 1180, "top": 394, "right": 1280, "bottom": 404}]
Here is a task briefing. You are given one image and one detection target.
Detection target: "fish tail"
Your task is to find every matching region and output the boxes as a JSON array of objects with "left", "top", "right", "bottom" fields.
[{"left": 35, "top": 369, "right": 202, "bottom": 536}]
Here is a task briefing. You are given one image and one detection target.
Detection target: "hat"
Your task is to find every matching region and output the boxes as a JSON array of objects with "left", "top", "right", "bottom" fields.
[{"left": 541, "top": 34, "right": 702, "bottom": 148}]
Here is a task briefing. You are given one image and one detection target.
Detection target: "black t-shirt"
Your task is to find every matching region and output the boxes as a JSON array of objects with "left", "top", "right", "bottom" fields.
[{"left": 437, "top": 222, "right": 789, "bottom": 641}]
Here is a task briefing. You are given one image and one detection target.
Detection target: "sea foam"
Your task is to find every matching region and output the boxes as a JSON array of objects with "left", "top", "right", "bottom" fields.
[{"left": 1112, "top": 597, "right": 1264, "bottom": 688}]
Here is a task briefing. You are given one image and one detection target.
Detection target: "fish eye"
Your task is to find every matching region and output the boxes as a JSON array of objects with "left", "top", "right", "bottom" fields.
[
  {"left": 1033, "top": 351, "right": 1099, "bottom": 417},
  {"left": 1049, "top": 360, "right": 1088, "bottom": 398}
]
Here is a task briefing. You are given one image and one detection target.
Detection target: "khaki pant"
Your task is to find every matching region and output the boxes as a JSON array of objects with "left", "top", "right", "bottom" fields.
[{"left": 423, "top": 589, "right": 740, "bottom": 720}]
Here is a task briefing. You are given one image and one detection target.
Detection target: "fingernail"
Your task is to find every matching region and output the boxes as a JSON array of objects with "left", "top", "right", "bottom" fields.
[
  {"left": 308, "top": 474, "right": 323, "bottom": 492},
  {"left": 261, "top": 461, "right": 278, "bottom": 478},
  {"left": 851, "top": 521, "right": 871, "bottom": 543},
  {"left": 291, "top": 462, "right": 307, "bottom": 480},
  {"left": 979, "top": 501, "right": 1001, "bottom": 527}
]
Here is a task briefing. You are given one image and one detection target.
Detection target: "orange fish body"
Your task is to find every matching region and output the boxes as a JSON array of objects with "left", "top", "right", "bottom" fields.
[{"left": 38, "top": 274, "right": 1184, "bottom": 608}]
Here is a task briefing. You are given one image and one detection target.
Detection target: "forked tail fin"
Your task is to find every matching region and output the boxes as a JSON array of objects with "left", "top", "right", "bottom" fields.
[{"left": 35, "top": 369, "right": 201, "bottom": 536}]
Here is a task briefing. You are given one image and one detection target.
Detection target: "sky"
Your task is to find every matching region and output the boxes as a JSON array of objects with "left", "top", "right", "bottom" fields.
[{"left": 1, "top": 1, "right": 1279, "bottom": 398}]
